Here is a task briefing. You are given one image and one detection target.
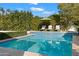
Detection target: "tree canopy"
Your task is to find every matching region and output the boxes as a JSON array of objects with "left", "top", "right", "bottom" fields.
[
  {"left": 0, "top": 7, "right": 33, "bottom": 32},
  {"left": 58, "top": 3, "right": 79, "bottom": 30}
]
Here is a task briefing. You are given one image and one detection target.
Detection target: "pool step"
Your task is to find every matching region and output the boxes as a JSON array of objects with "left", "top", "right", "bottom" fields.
[{"left": 28, "top": 43, "right": 40, "bottom": 53}]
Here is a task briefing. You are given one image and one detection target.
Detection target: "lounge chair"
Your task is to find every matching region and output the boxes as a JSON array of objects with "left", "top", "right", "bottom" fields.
[
  {"left": 40, "top": 26, "right": 46, "bottom": 31},
  {"left": 55, "top": 25, "right": 60, "bottom": 31},
  {"left": 47, "top": 25, "right": 52, "bottom": 31}
]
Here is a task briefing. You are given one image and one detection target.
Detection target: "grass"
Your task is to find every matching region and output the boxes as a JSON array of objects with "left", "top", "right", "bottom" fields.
[{"left": 0, "top": 32, "right": 27, "bottom": 40}]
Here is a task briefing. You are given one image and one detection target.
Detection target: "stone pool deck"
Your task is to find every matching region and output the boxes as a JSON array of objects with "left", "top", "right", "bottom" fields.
[
  {"left": 0, "top": 47, "right": 24, "bottom": 56},
  {"left": 73, "top": 34, "right": 79, "bottom": 56},
  {"left": 23, "top": 52, "right": 41, "bottom": 56},
  {"left": 0, "top": 47, "right": 42, "bottom": 56}
]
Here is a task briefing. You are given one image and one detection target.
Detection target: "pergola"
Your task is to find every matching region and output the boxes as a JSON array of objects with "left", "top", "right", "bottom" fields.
[{"left": 39, "top": 18, "right": 52, "bottom": 30}]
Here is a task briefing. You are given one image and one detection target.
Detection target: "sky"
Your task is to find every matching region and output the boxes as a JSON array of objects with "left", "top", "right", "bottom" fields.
[{"left": 0, "top": 3, "right": 59, "bottom": 17}]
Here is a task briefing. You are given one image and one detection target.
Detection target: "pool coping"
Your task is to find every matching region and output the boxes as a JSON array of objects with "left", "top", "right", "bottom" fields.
[
  {"left": 28, "top": 31, "right": 67, "bottom": 33},
  {"left": 23, "top": 51, "right": 42, "bottom": 56}
]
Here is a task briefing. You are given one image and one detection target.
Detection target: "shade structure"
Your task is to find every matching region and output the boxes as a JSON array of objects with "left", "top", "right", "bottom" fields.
[{"left": 68, "top": 26, "right": 77, "bottom": 32}]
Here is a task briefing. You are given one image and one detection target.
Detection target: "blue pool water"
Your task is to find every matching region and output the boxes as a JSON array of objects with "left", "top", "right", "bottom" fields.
[{"left": 0, "top": 32, "right": 73, "bottom": 56}]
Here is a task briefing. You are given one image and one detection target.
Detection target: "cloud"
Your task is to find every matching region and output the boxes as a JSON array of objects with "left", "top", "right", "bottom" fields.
[
  {"left": 30, "top": 7, "right": 44, "bottom": 12},
  {"left": 42, "top": 11, "right": 54, "bottom": 17},
  {"left": 30, "top": 3, "right": 38, "bottom": 5},
  {"left": 41, "top": 11, "right": 58, "bottom": 17},
  {"left": 17, "top": 8, "right": 24, "bottom": 11},
  {"left": 43, "top": 11, "right": 53, "bottom": 14}
]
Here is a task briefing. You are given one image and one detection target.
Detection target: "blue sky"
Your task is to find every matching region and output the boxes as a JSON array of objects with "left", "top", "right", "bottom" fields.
[{"left": 0, "top": 3, "right": 59, "bottom": 17}]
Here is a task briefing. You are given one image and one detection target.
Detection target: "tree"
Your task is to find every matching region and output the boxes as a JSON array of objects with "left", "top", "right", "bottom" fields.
[
  {"left": 58, "top": 3, "right": 79, "bottom": 30},
  {"left": 26, "top": 11, "right": 33, "bottom": 30},
  {"left": 49, "top": 14, "right": 60, "bottom": 24},
  {"left": 31, "top": 16, "right": 41, "bottom": 30}
]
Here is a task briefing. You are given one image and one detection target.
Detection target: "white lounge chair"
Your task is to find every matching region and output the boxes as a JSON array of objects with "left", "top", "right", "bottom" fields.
[
  {"left": 41, "top": 26, "right": 46, "bottom": 31},
  {"left": 55, "top": 25, "right": 60, "bottom": 31},
  {"left": 48, "top": 25, "right": 52, "bottom": 31}
]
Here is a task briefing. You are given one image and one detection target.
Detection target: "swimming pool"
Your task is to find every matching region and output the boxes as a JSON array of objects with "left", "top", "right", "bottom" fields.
[{"left": 0, "top": 32, "right": 73, "bottom": 56}]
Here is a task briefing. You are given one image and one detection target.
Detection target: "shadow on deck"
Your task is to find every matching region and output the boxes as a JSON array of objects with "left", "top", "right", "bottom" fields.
[{"left": 0, "top": 33, "right": 12, "bottom": 40}]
